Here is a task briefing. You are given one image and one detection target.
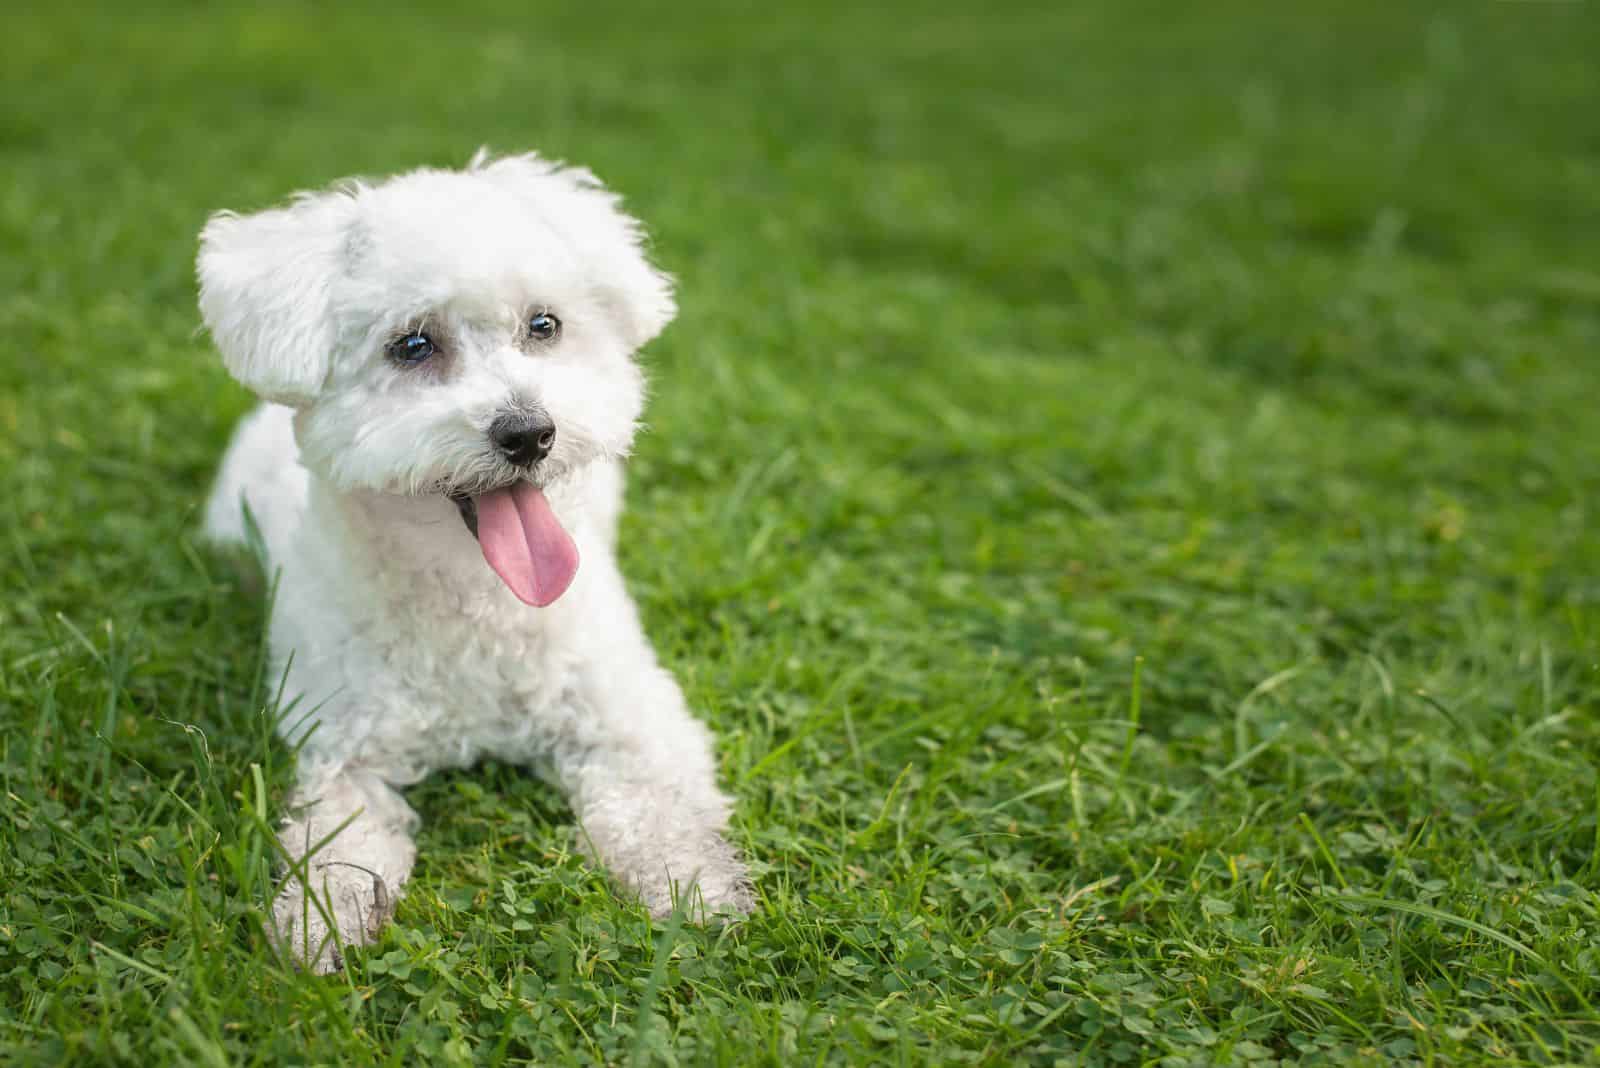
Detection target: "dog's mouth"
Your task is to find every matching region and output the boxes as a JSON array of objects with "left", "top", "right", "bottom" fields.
[
  {"left": 451, "top": 493, "right": 480, "bottom": 537},
  {"left": 448, "top": 484, "right": 579, "bottom": 607}
]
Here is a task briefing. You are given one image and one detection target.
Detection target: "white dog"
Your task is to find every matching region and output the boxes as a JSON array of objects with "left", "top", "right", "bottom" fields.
[{"left": 197, "top": 152, "right": 753, "bottom": 972}]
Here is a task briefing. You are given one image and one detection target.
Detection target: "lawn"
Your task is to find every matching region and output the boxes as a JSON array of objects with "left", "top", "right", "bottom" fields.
[{"left": 3, "top": 0, "right": 1599, "bottom": 1063}]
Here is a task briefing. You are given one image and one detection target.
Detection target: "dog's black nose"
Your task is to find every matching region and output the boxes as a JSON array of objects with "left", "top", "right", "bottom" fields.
[{"left": 489, "top": 412, "right": 556, "bottom": 468}]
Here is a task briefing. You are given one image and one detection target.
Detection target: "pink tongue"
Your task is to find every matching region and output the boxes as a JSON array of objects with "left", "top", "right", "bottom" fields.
[{"left": 474, "top": 484, "right": 580, "bottom": 606}]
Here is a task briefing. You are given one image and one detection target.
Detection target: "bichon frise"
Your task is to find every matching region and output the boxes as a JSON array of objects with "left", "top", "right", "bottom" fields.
[{"left": 198, "top": 151, "right": 753, "bottom": 973}]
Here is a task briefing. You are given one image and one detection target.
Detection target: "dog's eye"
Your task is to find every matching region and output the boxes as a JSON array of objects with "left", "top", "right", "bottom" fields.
[
  {"left": 527, "top": 313, "right": 561, "bottom": 341},
  {"left": 387, "top": 332, "right": 436, "bottom": 365}
]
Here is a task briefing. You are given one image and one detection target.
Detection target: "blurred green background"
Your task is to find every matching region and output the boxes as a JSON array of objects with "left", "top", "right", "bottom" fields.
[{"left": 2, "top": 1, "right": 1599, "bottom": 1064}]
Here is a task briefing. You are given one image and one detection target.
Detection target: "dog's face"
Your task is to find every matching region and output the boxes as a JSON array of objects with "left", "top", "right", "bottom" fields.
[
  {"left": 198, "top": 154, "right": 674, "bottom": 604},
  {"left": 198, "top": 153, "right": 673, "bottom": 498}
]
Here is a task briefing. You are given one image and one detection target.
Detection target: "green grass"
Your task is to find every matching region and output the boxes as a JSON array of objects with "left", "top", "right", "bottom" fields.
[{"left": 3, "top": 0, "right": 1599, "bottom": 1063}]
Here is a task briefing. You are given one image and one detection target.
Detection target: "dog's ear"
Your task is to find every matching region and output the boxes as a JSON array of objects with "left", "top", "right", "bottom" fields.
[
  {"left": 197, "top": 191, "right": 355, "bottom": 406},
  {"left": 472, "top": 151, "right": 677, "bottom": 351}
]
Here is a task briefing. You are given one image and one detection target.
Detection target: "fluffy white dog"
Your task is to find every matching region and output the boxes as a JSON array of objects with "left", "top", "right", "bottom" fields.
[{"left": 197, "top": 151, "right": 753, "bottom": 972}]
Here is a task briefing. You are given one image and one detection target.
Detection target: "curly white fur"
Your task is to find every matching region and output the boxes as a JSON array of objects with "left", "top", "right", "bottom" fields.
[{"left": 198, "top": 152, "right": 753, "bottom": 974}]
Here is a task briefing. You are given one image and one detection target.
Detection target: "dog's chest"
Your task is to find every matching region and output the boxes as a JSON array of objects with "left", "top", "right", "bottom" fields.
[
  {"left": 318, "top": 576, "right": 590, "bottom": 781},
  {"left": 275, "top": 495, "right": 609, "bottom": 783}
]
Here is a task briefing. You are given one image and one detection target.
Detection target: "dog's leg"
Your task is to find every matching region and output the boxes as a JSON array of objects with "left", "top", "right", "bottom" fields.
[
  {"left": 268, "top": 767, "right": 418, "bottom": 974},
  {"left": 553, "top": 658, "right": 755, "bottom": 920}
]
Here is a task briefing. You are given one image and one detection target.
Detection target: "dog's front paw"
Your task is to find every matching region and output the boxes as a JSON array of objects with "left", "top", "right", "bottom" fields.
[
  {"left": 269, "top": 864, "right": 400, "bottom": 974},
  {"left": 637, "top": 833, "right": 756, "bottom": 921}
]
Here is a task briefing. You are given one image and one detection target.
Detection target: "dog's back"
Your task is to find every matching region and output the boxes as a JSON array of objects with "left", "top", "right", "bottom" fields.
[{"left": 203, "top": 402, "right": 308, "bottom": 563}]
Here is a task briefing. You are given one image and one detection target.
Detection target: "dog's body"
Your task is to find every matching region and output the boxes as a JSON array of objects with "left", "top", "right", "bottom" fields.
[{"left": 199, "top": 154, "right": 751, "bottom": 972}]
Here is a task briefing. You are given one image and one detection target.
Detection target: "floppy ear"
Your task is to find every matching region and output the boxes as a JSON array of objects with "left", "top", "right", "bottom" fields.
[
  {"left": 197, "top": 191, "right": 355, "bottom": 406},
  {"left": 472, "top": 151, "right": 677, "bottom": 351}
]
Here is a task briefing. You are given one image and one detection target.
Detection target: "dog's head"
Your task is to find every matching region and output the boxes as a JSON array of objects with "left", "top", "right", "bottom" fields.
[{"left": 197, "top": 152, "right": 674, "bottom": 604}]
